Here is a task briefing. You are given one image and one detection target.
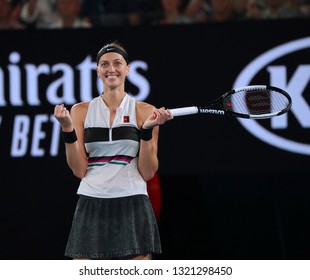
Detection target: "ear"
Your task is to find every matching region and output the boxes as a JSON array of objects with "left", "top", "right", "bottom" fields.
[
  {"left": 96, "top": 66, "right": 100, "bottom": 78},
  {"left": 125, "top": 64, "right": 130, "bottom": 76}
]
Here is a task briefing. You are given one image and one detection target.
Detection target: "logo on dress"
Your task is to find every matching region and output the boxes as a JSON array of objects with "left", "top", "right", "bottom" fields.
[{"left": 123, "top": 116, "right": 130, "bottom": 123}]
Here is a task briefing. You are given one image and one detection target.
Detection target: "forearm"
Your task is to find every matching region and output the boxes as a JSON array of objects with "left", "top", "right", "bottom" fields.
[
  {"left": 54, "top": 103, "right": 88, "bottom": 178},
  {"left": 136, "top": 104, "right": 173, "bottom": 181},
  {"left": 138, "top": 139, "right": 159, "bottom": 181},
  {"left": 65, "top": 142, "right": 88, "bottom": 179},
  {"left": 62, "top": 127, "right": 88, "bottom": 178}
]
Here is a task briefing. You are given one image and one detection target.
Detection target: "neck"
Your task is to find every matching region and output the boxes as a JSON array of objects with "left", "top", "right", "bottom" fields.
[{"left": 101, "top": 91, "right": 126, "bottom": 111}]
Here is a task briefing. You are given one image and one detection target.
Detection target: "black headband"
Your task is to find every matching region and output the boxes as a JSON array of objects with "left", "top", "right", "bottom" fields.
[{"left": 96, "top": 46, "right": 129, "bottom": 65}]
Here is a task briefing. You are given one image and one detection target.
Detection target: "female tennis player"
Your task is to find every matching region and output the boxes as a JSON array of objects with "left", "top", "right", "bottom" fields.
[{"left": 54, "top": 40, "right": 173, "bottom": 260}]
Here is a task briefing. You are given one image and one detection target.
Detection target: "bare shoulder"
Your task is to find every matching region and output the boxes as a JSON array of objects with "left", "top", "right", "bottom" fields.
[
  {"left": 136, "top": 101, "right": 155, "bottom": 126},
  {"left": 136, "top": 101, "right": 155, "bottom": 112},
  {"left": 71, "top": 101, "right": 89, "bottom": 113},
  {"left": 70, "top": 101, "right": 89, "bottom": 122}
]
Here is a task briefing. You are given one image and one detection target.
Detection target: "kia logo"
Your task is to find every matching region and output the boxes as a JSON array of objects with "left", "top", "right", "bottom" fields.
[{"left": 234, "top": 36, "right": 310, "bottom": 155}]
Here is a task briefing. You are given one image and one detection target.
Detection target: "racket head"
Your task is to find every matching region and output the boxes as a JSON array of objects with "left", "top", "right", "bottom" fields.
[{"left": 220, "top": 85, "right": 292, "bottom": 119}]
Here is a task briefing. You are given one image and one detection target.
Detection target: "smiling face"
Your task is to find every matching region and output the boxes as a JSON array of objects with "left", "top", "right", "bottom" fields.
[{"left": 97, "top": 52, "right": 130, "bottom": 90}]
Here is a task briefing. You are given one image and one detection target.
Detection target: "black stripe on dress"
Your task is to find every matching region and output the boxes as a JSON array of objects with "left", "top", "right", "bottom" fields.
[{"left": 84, "top": 126, "right": 140, "bottom": 143}]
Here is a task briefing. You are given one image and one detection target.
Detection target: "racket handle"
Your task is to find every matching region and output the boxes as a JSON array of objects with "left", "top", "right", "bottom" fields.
[{"left": 169, "top": 106, "right": 199, "bottom": 117}]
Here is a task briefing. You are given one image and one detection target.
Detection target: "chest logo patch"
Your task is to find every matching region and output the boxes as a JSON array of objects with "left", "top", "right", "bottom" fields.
[{"left": 123, "top": 116, "right": 130, "bottom": 123}]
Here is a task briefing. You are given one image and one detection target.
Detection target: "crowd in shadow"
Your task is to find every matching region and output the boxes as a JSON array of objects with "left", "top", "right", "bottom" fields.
[{"left": 1, "top": 0, "right": 310, "bottom": 30}]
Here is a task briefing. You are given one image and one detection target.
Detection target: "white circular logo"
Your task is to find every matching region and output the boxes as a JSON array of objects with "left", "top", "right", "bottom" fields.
[{"left": 234, "top": 36, "right": 310, "bottom": 155}]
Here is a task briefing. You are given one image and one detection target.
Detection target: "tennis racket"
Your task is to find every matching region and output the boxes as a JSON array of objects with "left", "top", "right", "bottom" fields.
[{"left": 169, "top": 85, "right": 292, "bottom": 119}]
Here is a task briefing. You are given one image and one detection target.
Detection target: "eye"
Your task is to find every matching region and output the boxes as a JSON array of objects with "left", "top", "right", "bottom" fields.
[{"left": 101, "top": 62, "right": 109, "bottom": 68}]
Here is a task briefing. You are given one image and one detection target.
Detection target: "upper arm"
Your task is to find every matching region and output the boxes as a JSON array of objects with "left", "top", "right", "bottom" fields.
[{"left": 136, "top": 101, "right": 155, "bottom": 127}]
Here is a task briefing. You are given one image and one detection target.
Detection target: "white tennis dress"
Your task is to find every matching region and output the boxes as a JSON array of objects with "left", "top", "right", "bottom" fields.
[{"left": 77, "top": 93, "right": 147, "bottom": 198}]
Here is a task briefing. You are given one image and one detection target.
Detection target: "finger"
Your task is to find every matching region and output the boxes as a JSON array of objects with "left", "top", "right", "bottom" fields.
[
  {"left": 166, "top": 109, "right": 174, "bottom": 119},
  {"left": 54, "top": 104, "right": 69, "bottom": 118},
  {"left": 156, "top": 108, "right": 166, "bottom": 116},
  {"left": 153, "top": 108, "right": 164, "bottom": 119},
  {"left": 55, "top": 104, "right": 64, "bottom": 112}
]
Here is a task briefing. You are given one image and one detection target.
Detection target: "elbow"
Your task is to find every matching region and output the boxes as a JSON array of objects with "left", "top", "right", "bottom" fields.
[
  {"left": 141, "top": 170, "right": 156, "bottom": 182},
  {"left": 73, "top": 170, "right": 86, "bottom": 179},
  {"left": 143, "top": 175, "right": 154, "bottom": 182},
  {"left": 67, "top": 160, "right": 87, "bottom": 179},
  {"left": 138, "top": 160, "right": 158, "bottom": 182}
]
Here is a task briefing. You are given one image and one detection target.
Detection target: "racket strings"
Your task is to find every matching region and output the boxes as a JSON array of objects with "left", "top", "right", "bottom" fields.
[{"left": 226, "top": 89, "right": 290, "bottom": 116}]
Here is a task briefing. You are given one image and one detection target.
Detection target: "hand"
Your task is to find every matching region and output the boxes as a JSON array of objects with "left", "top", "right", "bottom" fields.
[
  {"left": 54, "top": 104, "right": 73, "bottom": 131},
  {"left": 142, "top": 107, "right": 173, "bottom": 129}
]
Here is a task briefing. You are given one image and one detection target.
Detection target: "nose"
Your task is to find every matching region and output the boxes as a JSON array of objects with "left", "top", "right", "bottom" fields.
[{"left": 107, "top": 64, "right": 115, "bottom": 72}]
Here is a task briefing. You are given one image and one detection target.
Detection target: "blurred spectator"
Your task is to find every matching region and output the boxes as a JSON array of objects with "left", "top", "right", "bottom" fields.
[
  {"left": 154, "top": 0, "right": 193, "bottom": 24},
  {"left": 128, "top": 0, "right": 161, "bottom": 25},
  {"left": 81, "top": 0, "right": 153, "bottom": 26},
  {"left": 247, "top": 0, "right": 304, "bottom": 19},
  {"left": 81, "top": 0, "right": 123, "bottom": 26},
  {"left": 246, "top": 0, "right": 264, "bottom": 18},
  {"left": 0, "top": 0, "right": 25, "bottom": 29},
  {"left": 207, "top": 0, "right": 243, "bottom": 22},
  {"left": 299, "top": 0, "right": 310, "bottom": 16},
  {"left": 232, "top": 0, "right": 249, "bottom": 18},
  {"left": 20, "top": 0, "right": 59, "bottom": 28},
  {"left": 48, "top": 0, "right": 91, "bottom": 28},
  {"left": 3, "top": 0, "right": 309, "bottom": 30},
  {"left": 263, "top": 0, "right": 304, "bottom": 18},
  {"left": 184, "top": 0, "right": 211, "bottom": 23}
]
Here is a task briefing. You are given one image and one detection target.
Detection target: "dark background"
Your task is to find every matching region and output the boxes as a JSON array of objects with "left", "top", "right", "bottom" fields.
[{"left": 1, "top": 18, "right": 310, "bottom": 260}]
